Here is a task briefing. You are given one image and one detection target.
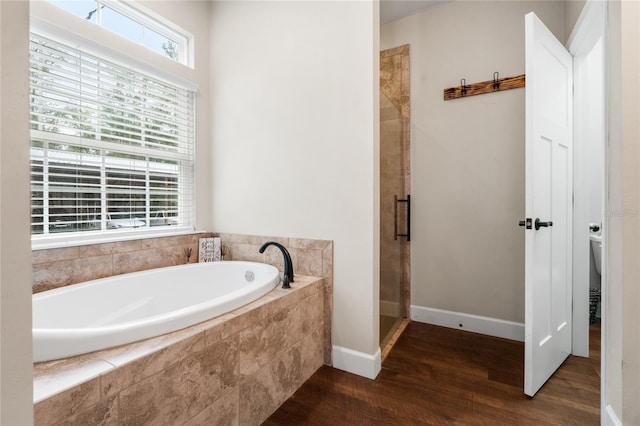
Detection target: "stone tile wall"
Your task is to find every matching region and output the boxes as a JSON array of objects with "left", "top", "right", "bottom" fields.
[
  {"left": 216, "top": 233, "right": 333, "bottom": 365},
  {"left": 34, "top": 276, "right": 324, "bottom": 426},
  {"left": 32, "top": 233, "right": 211, "bottom": 293}
]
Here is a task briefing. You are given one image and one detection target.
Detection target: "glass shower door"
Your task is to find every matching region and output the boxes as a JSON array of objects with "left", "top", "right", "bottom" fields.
[{"left": 379, "top": 44, "right": 410, "bottom": 351}]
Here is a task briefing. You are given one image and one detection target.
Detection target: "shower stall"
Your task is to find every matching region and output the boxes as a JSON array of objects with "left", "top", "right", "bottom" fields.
[{"left": 379, "top": 44, "right": 410, "bottom": 353}]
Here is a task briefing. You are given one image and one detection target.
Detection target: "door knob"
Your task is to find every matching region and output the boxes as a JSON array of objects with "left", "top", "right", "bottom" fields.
[{"left": 535, "top": 218, "right": 553, "bottom": 230}]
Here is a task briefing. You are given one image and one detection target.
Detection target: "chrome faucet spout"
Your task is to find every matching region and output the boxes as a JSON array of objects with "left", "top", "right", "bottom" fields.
[{"left": 258, "top": 241, "right": 294, "bottom": 288}]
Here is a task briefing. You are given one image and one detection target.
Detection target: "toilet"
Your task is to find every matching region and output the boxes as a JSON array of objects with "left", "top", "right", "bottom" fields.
[
  {"left": 589, "top": 231, "right": 603, "bottom": 323},
  {"left": 590, "top": 232, "right": 602, "bottom": 275}
]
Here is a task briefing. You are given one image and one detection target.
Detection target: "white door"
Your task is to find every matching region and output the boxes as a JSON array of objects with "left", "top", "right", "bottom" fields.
[{"left": 524, "top": 12, "right": 573, "bottom": 397}]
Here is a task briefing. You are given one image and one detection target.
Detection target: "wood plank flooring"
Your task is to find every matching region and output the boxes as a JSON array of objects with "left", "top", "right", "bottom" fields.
[{"left": 264, "top": 322, "right": 600, "bottom": 425}]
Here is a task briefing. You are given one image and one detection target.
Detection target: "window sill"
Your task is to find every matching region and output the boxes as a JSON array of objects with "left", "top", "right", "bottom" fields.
[{"left": 31, "top": 227, "right": 207, "bottom": 251}]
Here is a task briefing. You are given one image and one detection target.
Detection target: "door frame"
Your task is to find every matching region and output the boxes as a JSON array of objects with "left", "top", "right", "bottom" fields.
[
  {"left": 567, "top": 0, "right": 606, "bottom": 357},
  {"left": 565, "top": 0, "right": 607, "bottom": 420}
]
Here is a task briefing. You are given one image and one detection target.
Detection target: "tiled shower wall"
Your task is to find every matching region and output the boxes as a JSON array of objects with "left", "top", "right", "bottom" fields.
[{"left": 32, "top": 232, "right": 333, "bottom": 364}]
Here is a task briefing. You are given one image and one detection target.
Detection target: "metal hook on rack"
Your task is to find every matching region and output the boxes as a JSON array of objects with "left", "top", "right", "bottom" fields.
[
  {"left": 460, "top": 78, "right": 467, "bottom": 96},
  {"left": 492, "top": 72, "right": 500, "bottom": 90}
]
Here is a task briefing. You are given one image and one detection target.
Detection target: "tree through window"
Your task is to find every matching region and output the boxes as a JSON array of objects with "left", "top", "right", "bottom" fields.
[
  {"left": 29, "top": 34, "right": 195, "bottom": 239},
  {"left": 47, "top": 0, "right": 190, "bottom": 65}
]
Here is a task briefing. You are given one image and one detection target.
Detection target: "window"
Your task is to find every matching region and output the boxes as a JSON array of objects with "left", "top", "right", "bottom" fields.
[
  {"left": 47, "top": 0, "right": 190, "bottom": 65},
  {"left": 30, "top": 34, "right": 195, "bottom": 241}
]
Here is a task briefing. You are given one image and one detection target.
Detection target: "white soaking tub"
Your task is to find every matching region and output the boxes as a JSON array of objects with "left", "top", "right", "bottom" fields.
[{"left": 33, "top": 261, "right": 280, "bottom": 362}]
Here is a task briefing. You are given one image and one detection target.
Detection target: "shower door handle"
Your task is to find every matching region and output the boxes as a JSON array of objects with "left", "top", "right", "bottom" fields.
[{"left": 394, "top": 194, "right": 411, "bottom": 242}]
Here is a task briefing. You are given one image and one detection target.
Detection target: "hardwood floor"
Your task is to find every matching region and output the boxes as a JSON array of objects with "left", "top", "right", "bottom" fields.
[{"left": 264, "top": 322, "right": 600, "bottom": 425}]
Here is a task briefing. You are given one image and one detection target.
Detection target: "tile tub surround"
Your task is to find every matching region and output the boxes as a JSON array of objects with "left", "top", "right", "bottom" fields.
[
  {"left": 32, "top": 232, "right": 334, "bottom": 365},
  {"left": 32, "top": 233, "right": 212, "bottom": 294},
  {"left": 215, "top": 233, "right": 334, "bottom": 365},
  {"left": 34, "top": 275, "right": 324, "bottom": 426}
]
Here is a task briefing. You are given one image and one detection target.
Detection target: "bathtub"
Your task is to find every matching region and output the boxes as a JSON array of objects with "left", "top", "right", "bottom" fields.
[{"left": 33, "top": 261, "right": 280, "bottom": 362}]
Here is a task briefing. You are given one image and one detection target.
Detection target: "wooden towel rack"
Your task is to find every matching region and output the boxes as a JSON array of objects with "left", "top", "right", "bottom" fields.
[{"left": 444, "top": 73, "right": 525, "bottom": 101}]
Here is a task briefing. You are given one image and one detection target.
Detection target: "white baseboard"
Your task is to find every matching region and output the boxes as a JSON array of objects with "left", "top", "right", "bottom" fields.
[
  {"left": 602, "top": 404, "right": 622, "bottom": 426},
  {"left": 411, "top": 305, "right": 525, "bottom": 342},
  {"left": 332, "top": 345, "right": 381, "bottom": 380},
  {"left": 380, "top": 300, "right": 401, "bottom": 317}
]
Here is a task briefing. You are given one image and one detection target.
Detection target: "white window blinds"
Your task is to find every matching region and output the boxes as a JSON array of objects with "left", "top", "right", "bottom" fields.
[{"left": 29, "top": 33, "right": 195, "bottom": 238}]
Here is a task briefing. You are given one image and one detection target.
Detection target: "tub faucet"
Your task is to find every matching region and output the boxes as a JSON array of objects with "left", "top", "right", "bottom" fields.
[{"left": 258, "top": 241, "right": 294, "bottom": 289}]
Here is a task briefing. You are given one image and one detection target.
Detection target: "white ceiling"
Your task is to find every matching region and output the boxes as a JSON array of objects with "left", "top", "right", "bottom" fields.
[{"left": 380, "top": 0, "right": 446, "bottom": 25}]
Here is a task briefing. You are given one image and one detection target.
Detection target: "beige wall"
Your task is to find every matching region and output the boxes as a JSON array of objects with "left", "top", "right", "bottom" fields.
[
  {"left": 0, "top": 1, "right": 33, "bottom": 423},
  {"left": 606, "top": 0, "right": 640, "bottom": 423},
  {"left": 564, "top": 0, "right": 587, "bottom": 42},
  {"left": 209, "top": 1, "right": 380, "bottom": 357},
  {"left": 381, "top": 1, "right": 564, "bottom": 324}
]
